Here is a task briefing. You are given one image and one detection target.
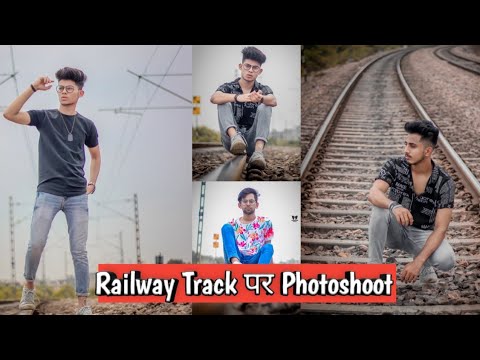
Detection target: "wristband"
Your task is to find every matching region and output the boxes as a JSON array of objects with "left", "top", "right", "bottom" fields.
[
  {"left": 389, "top": 201, "right": 401, "bottom": 212},
  {"left": 30, "top": 84, "right": 36, "bottom": 92}
]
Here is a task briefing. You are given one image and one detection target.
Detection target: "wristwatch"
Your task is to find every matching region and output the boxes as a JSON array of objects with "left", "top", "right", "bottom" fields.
[{"left": 88, "top": 182, "right": 96, "bottom": 194}]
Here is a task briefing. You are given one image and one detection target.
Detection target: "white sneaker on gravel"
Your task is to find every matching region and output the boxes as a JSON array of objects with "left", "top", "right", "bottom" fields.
[
  {"left": 76, "top": 306, "right": 93, "bottom": 315},
  {"left": 248, "top": 151, "right": 266, "bottom": 169},
  {"left": 19, "top": 287, "right": 35, "bottom": 310},
  {"left": 230, "top": 133, "right": 247, "bottom": 155},
  {"left": 419, "top": 266, "right": 438, "bottom": 284}
]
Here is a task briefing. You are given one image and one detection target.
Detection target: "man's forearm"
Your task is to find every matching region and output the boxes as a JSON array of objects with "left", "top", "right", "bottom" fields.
[
  {"left": 415, "top": 229, "right": 447, "bottom": 267},
  {"left": 367, "top": 187, "right": 393, "bottom": 209},
  {"left": 262, "top": 94, "right": 277, "bottom": 107},
  {"left": 3, "top": 86, "right": 34, "bottom": 120},
  {"left": 210, "top": 92, "right": 236, "bottom": 105},
  {"left": 89, "top": 157, "right": 101, "bottom": 184}
]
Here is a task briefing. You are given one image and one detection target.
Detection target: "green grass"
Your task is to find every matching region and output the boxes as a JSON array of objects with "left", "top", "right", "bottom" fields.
[
  {"left": 302, "top": 45, "right": 403, "bottom": 75},
  {"left": 0, "top": 283, "right": 80, "bottom": 301},
  {"left": 192, "top": 126, "right": 221, "bottom": 143},
  {"left": 268, "top": 138, "right": 300, "bottom": 147}
]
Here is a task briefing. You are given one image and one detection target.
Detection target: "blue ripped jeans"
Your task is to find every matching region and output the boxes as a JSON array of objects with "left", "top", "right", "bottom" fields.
[{"left": 24, "top": 192, "right": 90, "bottom": 296}]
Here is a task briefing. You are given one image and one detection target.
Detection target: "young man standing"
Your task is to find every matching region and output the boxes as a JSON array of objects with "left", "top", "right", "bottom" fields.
[
  {"left": 221, "top": 188, "right": 274, "bottom": 264},
  {"left": 210, "top": 46, "right": 277, "bottom": 170},
  {"left": 367, "top": 120, "right": 455, "bottom": 284},
  {"left": 3, "top": 67, "right": 101, "bottom": 314}
]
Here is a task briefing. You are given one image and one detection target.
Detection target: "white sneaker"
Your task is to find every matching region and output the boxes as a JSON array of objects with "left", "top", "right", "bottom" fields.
[
  {"left": 230, "top": 133, "right": 247, "bottom": 155},
  {"left": 19, "top": 287, "right": 35, "bottom": 310},
  {"left": 248, "top": 151, "right": 266, "bottom": 169},
  {"left": 76, "top": 306, "right": 93, "bottom": 315},
  {"left": 419, "top": 266, "right": 438, "bottom": 284}
]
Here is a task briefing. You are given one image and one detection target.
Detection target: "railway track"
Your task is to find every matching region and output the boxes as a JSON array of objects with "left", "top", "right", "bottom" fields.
[
  {"left": 434, "top": 46, "right": 480, "bottom": 76},
  {"left": 450, "top": 46, "right": 480, "bottom": 65},
  {"left": 300, "top": 48, "right": 480, "bottom": 315},
  {"left": 199, "top": 154, "right": 247, "bottom": 181},
  {"left": 402, "top": 47, "right": 480, "bottom": 187},
  {"left": 193, "top": 144, "right": 300, "bottom": 181},
  {"left": 0, "top": 300, "right": 42, "bottom": 315},
  {"left": 192, "top": 141, "right": 247, "bottom": 180}
]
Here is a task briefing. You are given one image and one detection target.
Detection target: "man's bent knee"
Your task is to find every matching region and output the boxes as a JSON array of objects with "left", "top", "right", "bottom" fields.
[
  {"left": 371, "top": 205, "right": 389, "bottom": 215},
  {"left": 218, "top": 103, "right": 233, "bottom": 111},
  {"left": 370, "top": 206, "right": 390, "bottom": 223},
  {"left": 435, "top": 247, "right": 455, "bottom": 271},
  {"left": 262, "top": 243, "right": 274, "bottom": 254},
  {"left": 256, "top": 103, "right": 271, "bottom": 116}
]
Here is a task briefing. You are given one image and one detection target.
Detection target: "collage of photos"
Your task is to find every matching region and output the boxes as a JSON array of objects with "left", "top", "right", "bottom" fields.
[
  {"left": 0, "top": 45, "right": 479, "bottom": 316},
  {"left": 191, "top": 45, "right": 302, "bottom": 314}
]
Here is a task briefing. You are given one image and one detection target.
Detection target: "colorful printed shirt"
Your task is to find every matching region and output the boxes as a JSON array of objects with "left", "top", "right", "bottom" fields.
[
  {"left": 228, "top": 216, "right": 274, "bottom": 256},
  {"left": 376, "top": 157, "right": 455, "bottom": 230}
]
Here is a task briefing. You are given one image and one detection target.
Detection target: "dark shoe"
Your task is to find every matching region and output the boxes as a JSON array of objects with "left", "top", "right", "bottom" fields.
[{"left": 385, "top": 257, "right": 397, "bottom": 264}]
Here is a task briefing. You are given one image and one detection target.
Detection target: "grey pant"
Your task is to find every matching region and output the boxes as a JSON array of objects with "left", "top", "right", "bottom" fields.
[
  {"left": 218, "top": 103, "right": 272, "bottom": 156},
  {"left": 368, "top": 206, "right": 455, "bottom": 271}
]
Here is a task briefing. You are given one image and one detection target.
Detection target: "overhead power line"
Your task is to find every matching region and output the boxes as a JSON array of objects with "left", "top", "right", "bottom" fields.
[
  {"left": 99, "top": 105, "right": 191, "bottom": 115},
  {"left": 9, "top": 45, "right": 37, "bottom": 176},
  {"left": 127, "top": 69, "right": 191, "bottom": 104},
  {"left": 0, "top": 72, "right": 18, "bottom": 86},
  {"left": 140, "top": 73, "right": 191, "bottom": 77}
]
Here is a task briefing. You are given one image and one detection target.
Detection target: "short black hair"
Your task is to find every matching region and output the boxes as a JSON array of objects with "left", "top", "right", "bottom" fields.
[
  {"left": 55, "top": 67, "right": 87, "bottom": 89},
  {"left": 241, "top": 47, "right": 266, "bottom": 65},
  {"left": 238, "top": 188, "right": 259, "bottom": 202},
  {"left": 404, "top": 120, "right": 439, "bottom": 147}
]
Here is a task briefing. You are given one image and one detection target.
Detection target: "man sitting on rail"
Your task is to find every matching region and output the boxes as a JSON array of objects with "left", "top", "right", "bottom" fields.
[
  {"left": 210, "top": 46, "right": 277, "bottom": 170},
  {"left": 367, "top": 120, "right": 456, "bottom": 284}
]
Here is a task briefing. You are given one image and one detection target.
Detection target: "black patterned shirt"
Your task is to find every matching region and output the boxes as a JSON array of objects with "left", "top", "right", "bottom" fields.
[
  {"left": 376, "top": 157, "right": 455, "bottom": 230},
  {"left": 216, "top": 78, "right": 273, "bottom": 130}
]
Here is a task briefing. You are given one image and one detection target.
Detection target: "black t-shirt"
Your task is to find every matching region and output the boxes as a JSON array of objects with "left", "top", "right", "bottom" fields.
[
  {"left": 376, "top": 157, "right": 455, "bottom": 230},
  {"left": 28, "top": 109, "right": 99, "bottom": 197},
  {"left": 216, "top": 78, "right": 273, "bottom": 130}
]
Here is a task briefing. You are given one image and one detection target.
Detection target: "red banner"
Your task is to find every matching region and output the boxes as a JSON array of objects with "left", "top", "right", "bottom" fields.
[{"left": 97, "top": 264, "right": 396, "bottom": 303}]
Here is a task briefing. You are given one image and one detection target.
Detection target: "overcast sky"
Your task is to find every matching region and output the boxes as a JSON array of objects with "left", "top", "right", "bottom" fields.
[
  {"left": 192, "top": 182, "right": 301, "bottom": 263},
  {"left": 192, "top": 45, "right": 301, "bottom": 132},
  {"left": 0, "top": 45, "right": 192, "bottom": 282}
]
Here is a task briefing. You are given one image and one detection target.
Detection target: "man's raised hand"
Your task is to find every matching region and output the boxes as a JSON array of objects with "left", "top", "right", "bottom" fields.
[{"left": 32, "top": 76, "right": 54, "bottom": 91}]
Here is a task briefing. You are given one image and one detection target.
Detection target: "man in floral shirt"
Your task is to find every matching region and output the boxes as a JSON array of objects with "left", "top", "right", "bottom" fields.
[{"left": 221, "top": 188, "right": 274, "bottom": 264}]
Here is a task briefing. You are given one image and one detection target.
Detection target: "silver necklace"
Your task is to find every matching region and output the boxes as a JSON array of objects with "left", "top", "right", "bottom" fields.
[{"left": 59, "top": 111, "right": 77, "bottom": 142}]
